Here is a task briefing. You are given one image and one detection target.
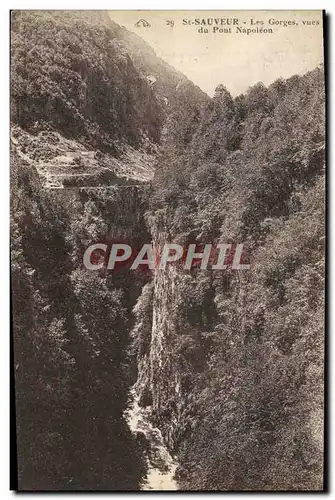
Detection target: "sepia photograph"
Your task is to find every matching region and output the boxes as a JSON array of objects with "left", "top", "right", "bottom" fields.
[{"left": 10, "top": 9, "right": 325, "bottom": 491}]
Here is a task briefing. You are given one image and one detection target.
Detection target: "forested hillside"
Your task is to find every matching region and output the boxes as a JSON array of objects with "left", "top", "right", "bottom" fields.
[
  {"left": 10, "top": 10, "right": 208, "bottom": 490},
  {"left": 11, "top": 10, "right": 207, "bottom": 155},
  {"left": 11, "top": 9, "right": 324, "bottom": 492},
  {"left": 11, "top": 147, "right": 152, "bottom": 489},
  {"left": 134, "top": 67, "right": 325, "bottom": 491},
  {"left": 11, "top": 10, "right": 162, "bottom": 153}
]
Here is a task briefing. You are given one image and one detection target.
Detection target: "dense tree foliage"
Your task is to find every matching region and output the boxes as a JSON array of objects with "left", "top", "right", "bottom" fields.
[
  {"left": 11, "top": 8, "right": 325, "bottom": 492},
  {"left": 11, "top": 150, "right": 148, "bottom": 489},
  {"left": 11, "top": 11, "right": 164, "bottom": 153},
  {"left": 11, "top": 10, "right": 207, "bottom": 156},
  {"left": 10, "top": 10, "right": 208, "bottom": 490},
  {"left": 137, "top": 66, "right": 325, "bottom": 491}
]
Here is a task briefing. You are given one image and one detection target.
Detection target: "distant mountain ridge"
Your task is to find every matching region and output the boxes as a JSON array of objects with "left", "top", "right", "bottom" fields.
[{"left": 108, "top": 16, "right": 208, "bottom": 106}]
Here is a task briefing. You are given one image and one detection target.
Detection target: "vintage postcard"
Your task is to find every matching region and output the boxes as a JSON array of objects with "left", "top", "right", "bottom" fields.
[{"left": 11, "top": 10, "right": 325, "bottom": 491}]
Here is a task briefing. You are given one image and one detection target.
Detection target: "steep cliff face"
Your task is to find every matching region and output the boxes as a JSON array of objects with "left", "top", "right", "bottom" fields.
[{"left": 135, "top": 254, "right": 182, "bottom": 444}]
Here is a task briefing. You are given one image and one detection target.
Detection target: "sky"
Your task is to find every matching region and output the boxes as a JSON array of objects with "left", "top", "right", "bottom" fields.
[{"left": 109, "top": 10, "right": 324, "bottom": 96}]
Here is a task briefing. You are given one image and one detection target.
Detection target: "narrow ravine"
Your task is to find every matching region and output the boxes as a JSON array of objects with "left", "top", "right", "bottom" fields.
[{"left": 125, "top": 389, "right": 178, "bottom": 491}]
